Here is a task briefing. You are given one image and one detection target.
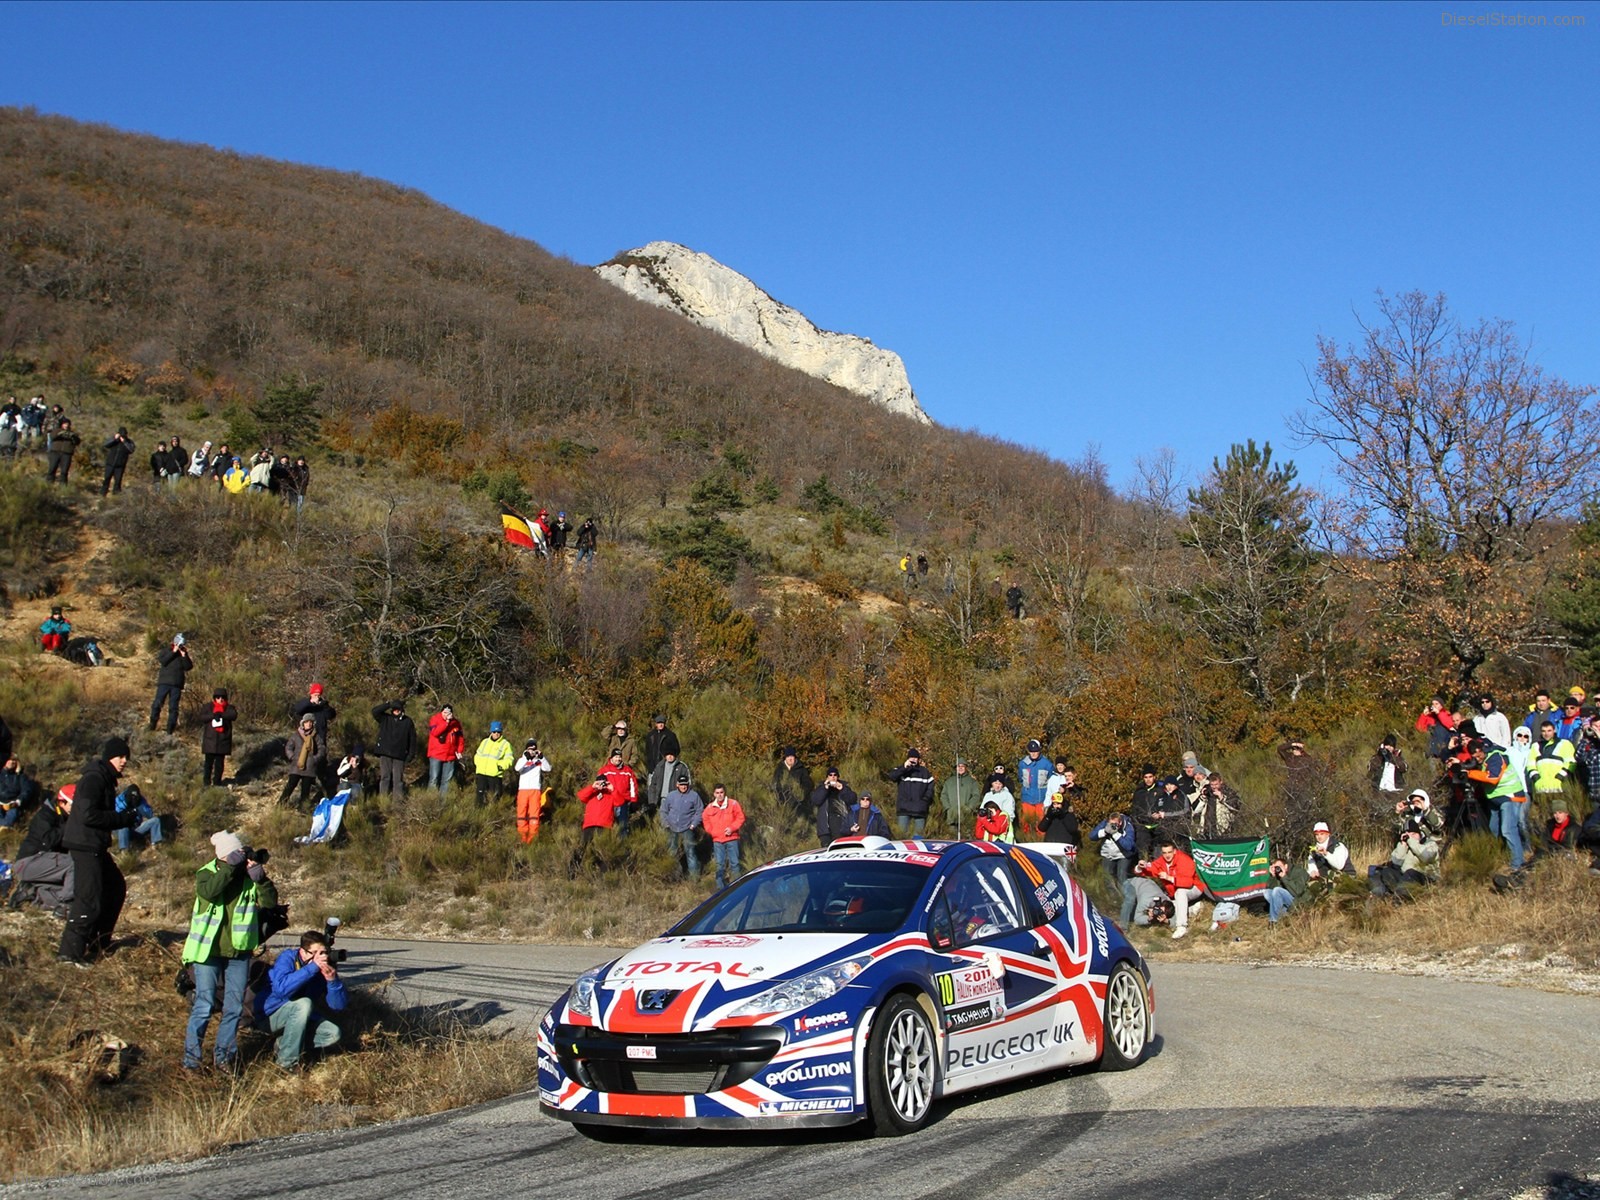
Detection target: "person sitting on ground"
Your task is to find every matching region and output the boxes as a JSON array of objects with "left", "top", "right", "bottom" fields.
[
  {"left": 1146, "top": 837, "right": 1205, "bottom": 940},
  {"left": 258, "top": 929, "right": 346, "bottom": 1071},
  {"left": 1305, "top": 821, "right": 1352, "bottom": 886},
  {"left": 1119, "top": 874, "right": 1175, "bottom": 929},
  {"left": 1543, "top": 800, "right": 1584, "bottom": 856},
  {"left": 1368, "top": 787, "right": 1445, "bottom": 898},
  {"left": 845, "top": 790, "right": 891, "bottom": 839},
  {"left": 0, "top": 757, "right": 39, "bottom": 827},
  {"left": 1262, "top": 856, "right": 1310, "bottom": 923},
  {"left": 9, "top": 785, "right": 74, "bottom": 912},
  {"left": 112, "top": 784, "right": 163, "bottom": 852},
  {"left": 38, "top": 607, "right": 71, "bottom": 655}
]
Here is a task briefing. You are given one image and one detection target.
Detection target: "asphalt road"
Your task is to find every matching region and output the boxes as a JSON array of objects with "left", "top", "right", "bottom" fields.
[{"left": 6, "top": 939, "right": 1599, "bottom": 1200}]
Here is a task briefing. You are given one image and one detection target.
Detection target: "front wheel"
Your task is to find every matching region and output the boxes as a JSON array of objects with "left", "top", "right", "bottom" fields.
[
  {"left": 866, "top": 994, "right": 938, "bottom": 1135},
  {"left": 1098, "top": 961, "right": 1151, "bottom": 1071}
]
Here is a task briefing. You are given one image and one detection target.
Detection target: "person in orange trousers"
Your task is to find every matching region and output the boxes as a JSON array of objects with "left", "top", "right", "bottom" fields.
[{"left": 513, "top": 738, "right": 552, "bottom": 843}]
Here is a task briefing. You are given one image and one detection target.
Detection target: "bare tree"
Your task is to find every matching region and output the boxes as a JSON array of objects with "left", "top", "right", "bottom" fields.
[{"left": 1292, "top": 291, "right": 1599, "bottom": 686}]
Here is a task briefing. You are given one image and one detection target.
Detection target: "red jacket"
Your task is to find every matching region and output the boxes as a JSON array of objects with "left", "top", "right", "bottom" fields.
[
  {"left": 427, "top": 713, "right": 464, "bottom": 762},
  {"left": 1149, "top": 849, "right": 1200, "bottom": 895},
  {"left": 703, "top": 797, "right": 746, "bottom": 843},
  {"left": 578, "top": 782, "right": 615, "bottom": 829},
  {"left": 599, "top": 762, "right": 637, "bottom": 808},
  {"left": 974, "top": 809, "right": 1011, "bottom": 841}
]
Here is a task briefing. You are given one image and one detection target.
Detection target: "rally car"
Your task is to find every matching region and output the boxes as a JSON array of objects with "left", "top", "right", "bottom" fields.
[{"left": 538, "top": 837, "right": 1154, "bottom": 1137}]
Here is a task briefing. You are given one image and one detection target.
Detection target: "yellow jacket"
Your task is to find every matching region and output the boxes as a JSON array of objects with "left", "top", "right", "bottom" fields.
[{"left": 473, "top": 735, "right": 514, "bottom": 778}]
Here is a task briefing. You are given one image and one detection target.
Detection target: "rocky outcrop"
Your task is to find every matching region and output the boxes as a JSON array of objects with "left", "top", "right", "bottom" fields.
[{"left": 595, "top": 241, "right": 928, "bottom": 423}]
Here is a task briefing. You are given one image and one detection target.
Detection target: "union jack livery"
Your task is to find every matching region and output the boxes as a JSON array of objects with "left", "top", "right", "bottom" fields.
[{"left": 539, "top": 837, "right": 1154, "bottom": 1137}]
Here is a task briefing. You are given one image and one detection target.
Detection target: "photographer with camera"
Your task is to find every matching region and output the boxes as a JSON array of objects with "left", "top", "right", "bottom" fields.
[
  {"left": 1368, "top": 787, "right": 1445, "bottom": 898},
  {"left": 1262, "top": 856, "right": 1310, "bottom": 923},
  {"left": 181, "top": 831, "right": 278, "bottom": 1071},
  {"left": 259, "top": 929, "right": 347, "bottom": 1071},
  {"left": 1366, "top": 734, "right": 1408, "bottom": 796},
  {"left": 568, "top": 769, "right": 616, "bottom": 878},
  {"left": 148, "top": 633, "right": 193, "bottom": 735}
]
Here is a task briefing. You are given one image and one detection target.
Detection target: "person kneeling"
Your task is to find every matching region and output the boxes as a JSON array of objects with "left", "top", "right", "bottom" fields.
[{"left": 260, "top": 930, "right": 346, "bottom": 1069}]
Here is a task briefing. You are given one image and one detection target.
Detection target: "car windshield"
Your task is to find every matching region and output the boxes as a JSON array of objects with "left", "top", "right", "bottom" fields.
[{"left": 669, "top": 861, "right": 932, "bottom": 936}]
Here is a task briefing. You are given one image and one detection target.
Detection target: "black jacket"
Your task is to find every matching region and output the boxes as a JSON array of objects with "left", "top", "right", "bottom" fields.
[
  {"left": 103, "top": 435, "right": 134, "bottom": 471},
  {"left": 0, "top": 766, "right": 39, "bottom": 809},
  {"left": 810, "top": 780, "right": 857, "bottom": 842},
  {"left": 156, "top": 645, "right": 193, "bottom": 688},
  {"left": 644, "top": 726, "right": 680, "bottom": 773},
  {"left": 202, "top": 702, "right": 238, "bottom": 755},
  {"left": 885, "top": 763, "right": 935, "bottom": 818},
  {"left": 61, "top": 758, "right": 137, "bottom": 853},
  {"left": 292, "top": 697, "right": 338, "bottom": 740},
  {"left": 372, "top": 704, "right": 418, "bottom": 761},
  {"left": 773, "top": 762, "right": 815, "bottom": 815},
  {"left": 18, "top": 799, "right": 69, "bottom": 859}
]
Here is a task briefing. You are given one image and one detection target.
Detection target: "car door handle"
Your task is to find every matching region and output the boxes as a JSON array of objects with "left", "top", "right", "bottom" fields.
[{"left": 1029, "top": 943, "right": 1053, "bottom": 959}]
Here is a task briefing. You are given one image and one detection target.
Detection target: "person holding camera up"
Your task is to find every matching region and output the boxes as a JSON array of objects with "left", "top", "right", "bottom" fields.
[
  {"left": 1368, "top": 787, "right": 1445, "bottom": 897},
  {"left": 149, "top": 632, "right": 193, "bottom": 735},
  {"left": 809, "top": 767, "right": 856, "bottom": 847},
  {"left": 181, "top": 831, "right": 278, "bottom": 1071},
  {"left": 568, "top": 769, "right": 616, "bottom": 878},
  {"left": 1367, "top": 734, "right": 1408, "bottom": 796},
  {"left": 259, "top": 929, "right": 347, "bottom": 1071}
]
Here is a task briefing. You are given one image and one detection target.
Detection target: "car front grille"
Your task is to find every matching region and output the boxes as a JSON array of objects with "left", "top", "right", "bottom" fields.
[{"left": 553, "top": 1024, "right": 786, "bottom": 1096}]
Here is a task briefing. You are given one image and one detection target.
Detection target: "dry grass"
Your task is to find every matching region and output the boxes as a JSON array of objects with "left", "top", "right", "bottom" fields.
[
  {"left": 0, "top": 914, "right": 538, "bottom": 1184},
  {"left": 1124, "top": 837, "right": 1600, "bottom": 987}
]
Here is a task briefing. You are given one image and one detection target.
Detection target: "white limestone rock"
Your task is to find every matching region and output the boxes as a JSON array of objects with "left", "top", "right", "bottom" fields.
[{"left": 595, "top": 241, "right": 928, "bottom": 423}]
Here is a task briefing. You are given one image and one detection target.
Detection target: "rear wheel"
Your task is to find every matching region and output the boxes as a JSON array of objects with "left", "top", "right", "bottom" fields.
[
  {"left": 866, "top": 994, "right": 937, "bottom": 1135},
  {"left": 1099, "top": 961, "right": 1151, "bottom": 1071}
]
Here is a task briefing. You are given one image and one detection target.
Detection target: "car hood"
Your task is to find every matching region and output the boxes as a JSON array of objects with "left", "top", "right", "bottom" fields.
[{"left": 584, "top": 933, "right": 869, "bottom": 1033}]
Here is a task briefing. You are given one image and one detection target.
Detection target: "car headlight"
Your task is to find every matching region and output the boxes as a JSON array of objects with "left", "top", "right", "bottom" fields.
[
  {"left": 726, "top": 956, "right": 871, "bottom": 1019},
  {"left": 567, "top": 965, "right": 607, "bottom": 1017}
]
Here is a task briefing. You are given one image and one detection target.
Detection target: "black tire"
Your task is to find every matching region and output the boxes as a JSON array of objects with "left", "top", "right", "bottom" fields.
[
  {"left": 1098, "top": 961, "right": 1151, "bottom": 1071},
  {"left": 866, "top": 994, "right": 938, "bottom": 1136}
]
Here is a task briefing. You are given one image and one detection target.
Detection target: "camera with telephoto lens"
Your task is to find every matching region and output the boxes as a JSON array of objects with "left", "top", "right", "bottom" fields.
[{"left": 323, "top": 916, "right": 348, "bottom": 963}]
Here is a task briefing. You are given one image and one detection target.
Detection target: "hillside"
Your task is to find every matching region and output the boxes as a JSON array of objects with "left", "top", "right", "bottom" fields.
[{"left": 0, "top": 107, "right": 1096, "bottom": 542}]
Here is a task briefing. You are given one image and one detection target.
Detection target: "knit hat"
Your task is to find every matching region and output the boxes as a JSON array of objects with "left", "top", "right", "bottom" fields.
[
  {"left": 210, "top": 830, "right": 245, "bottom": 860},
  {"left": 1027, "top": 739, "right": 1042, "bottom": 752},
  {"left": 1181, "top": 751, "right": 1199, "bottom": 768},
  {"left": 102, "top": 736, "right": 131, "bottom": 761},
  {"left": 309, "top": 683, "right": 324, "bottom": 696},
  {"left": 490, "top": 721, "right": 503, "bottom": 733}
]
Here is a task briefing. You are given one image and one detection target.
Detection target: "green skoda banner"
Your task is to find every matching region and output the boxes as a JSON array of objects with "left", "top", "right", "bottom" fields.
[{"left": 1190, "top": 836, "right": 1273, "bottom": 901}]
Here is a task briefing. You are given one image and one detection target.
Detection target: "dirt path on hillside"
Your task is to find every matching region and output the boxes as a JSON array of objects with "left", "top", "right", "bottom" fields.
[{"left": 3, "top": 510, "right": 155, "bottom": 719}]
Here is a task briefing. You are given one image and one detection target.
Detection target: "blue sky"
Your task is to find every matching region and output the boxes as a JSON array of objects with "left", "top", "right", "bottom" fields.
[{"left": 5, "top": 1, "right": 1597, "bottom": 494}]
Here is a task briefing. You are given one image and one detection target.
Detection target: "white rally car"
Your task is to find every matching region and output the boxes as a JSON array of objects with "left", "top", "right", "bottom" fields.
[{"left": 539, "top": 837, "right": 1154, "bottom": 1137}]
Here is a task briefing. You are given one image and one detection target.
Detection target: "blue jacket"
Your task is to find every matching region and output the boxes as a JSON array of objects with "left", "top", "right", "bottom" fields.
[
  {"left": 258, "top": 945, "right": 348, "bottom": 1020},
  {"left": 1017, "top": 754, "right": 1051, "bottom": 809},
  {"left": 1091, "top": 816, "right": 1136, "bottom": 858}
]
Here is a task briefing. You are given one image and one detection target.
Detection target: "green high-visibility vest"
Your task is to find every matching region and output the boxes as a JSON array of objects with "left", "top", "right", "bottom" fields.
[{"left": 180, "top": 860, "right": 263, "bottom": 964}]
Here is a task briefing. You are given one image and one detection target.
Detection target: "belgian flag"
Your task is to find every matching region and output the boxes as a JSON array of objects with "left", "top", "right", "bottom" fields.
[{"left": 499, "top": 504, "right": 537, "bottom": 550}]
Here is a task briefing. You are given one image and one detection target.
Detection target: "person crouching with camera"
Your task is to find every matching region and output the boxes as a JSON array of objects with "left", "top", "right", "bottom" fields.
[
  {"left": 182, "top": 831, "right": 277, "bottom": 1071},
  {"left": 259, "top": 929, "right": 347, "bottom": 1071},
  {"left": 1368, "top": 787, "right": 1445, "bottom": 898}
]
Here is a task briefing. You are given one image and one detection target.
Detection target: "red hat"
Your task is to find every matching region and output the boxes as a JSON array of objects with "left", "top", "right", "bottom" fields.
[{"left": 309, "top": 683, "right": 324, "bottom": 696}]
